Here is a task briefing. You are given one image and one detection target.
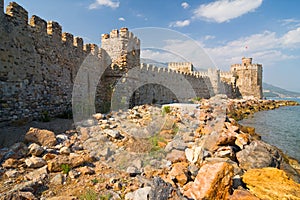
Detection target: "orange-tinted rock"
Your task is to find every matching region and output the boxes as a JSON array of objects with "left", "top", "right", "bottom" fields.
[
  {"left": 216, "top": 130, "right": 237, "bottom": 146},
  {"left": 243, "top": 167, "right": 300, "bottom": 199},
  {"left": 229, "top": 189, "right": 260, "bottom": 200},
  {"left": 224, "top": 122, "right": 239, "bottom": 133},
  {"left": 196, "top": 124, "right": 213, "bottom": 136},
  {"left": 25, "top": 127, "right": 57, "bottom": 147},
  {"left": 47, "top": 154, "right": 93, "bottom": 172},
  {"left": 184, "top": 162, "right": 234, "bottom": 200},
  {"left": 168, "top": 162, "right": 189, "bottom": 186},
  {"left": 235, "top": 133, "right": 250, "bottom": 149},
  {"left": 2, "top": 158, "right": 20, "bottom": 168},
  {"left": 240, "top": 125, "right": 255, "bottom": 135}
]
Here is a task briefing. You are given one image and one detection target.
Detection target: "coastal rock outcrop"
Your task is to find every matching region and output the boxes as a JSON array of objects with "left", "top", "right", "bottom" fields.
[
  {"left": 243, "top": 167, "right": 300, "bottom": 199},
  {"left": 236, "top": 140, "right": 282, "bottom": 170},
  {"left": 184, "top": 162, "right": 234, "bottom": 199}
]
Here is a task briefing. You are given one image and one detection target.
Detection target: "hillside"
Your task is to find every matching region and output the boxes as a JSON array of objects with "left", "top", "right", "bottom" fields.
[{"left": 263, "top": 82, "right": 300, "bottom": 98}]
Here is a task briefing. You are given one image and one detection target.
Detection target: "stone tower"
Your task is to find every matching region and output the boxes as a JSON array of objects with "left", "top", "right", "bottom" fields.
[
  {"left": 96, "top": 28, "right": 141, "bottom": 112},
  {"left": 231, "top": 57, "right": 263, "bottom": 99},
  {"left": 101, "top": 27, "right": 140, "bottom": 70}
]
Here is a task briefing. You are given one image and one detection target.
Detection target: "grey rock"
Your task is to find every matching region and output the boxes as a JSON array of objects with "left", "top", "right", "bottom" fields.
[
  {"left": 51, "top": 174, "right": 64, "bottom": 185},
  {"left": 56, "top": 134, "right": 69, "bottom": 143},
  {"left": 59, "top": 146, "right": 71, "bottom": 155},
  {"left": 25, "top": 157, "right": 47, "bottom": 168},
  {"left": 104, "top": 129, "right": 122, "bottom": 139},
  {"left": 28, "top": 143, "right": 44, "bottom": 156},
  {"left": 236, "top": 140, "right": 282, "bottom": 170},
  {"left": 126, "top": 166, "right": 140, "bottom": 177},
  {"left": 9, "top": 142, "right": 28, "bottom": 159},
  {"left": 164, "top": 139, "right": 187, "bottom": 152},
  {"left": 125, "top": 187, "right": 151, "bottom": 200},
  {"left": 149, "top": 177, "right": 173, "bottom": 200},
  {"left": 5, "top": 169, "right": 20, "bottom": 178},
  {"left": 24, "top": 166, "right": 48, "bottom": 181},
  {"left": 69, "top": 169, "right": 81, "bottom": 179}
]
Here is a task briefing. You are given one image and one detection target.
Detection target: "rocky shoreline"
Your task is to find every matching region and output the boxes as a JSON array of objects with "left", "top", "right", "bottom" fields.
[{"left": 0, "top": 96, "right": 300, "bottom": 200}]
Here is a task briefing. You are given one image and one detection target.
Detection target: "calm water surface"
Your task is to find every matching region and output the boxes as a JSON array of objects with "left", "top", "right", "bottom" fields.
[{"left": 240, "top": 98, "right": 300, "bottom": 161}]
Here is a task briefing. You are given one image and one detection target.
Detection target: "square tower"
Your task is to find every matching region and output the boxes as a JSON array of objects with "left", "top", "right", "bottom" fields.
[
  {"left": 101, "top": 27, "right": 140, "bottom": 70},
  {"left": 231, "top": 57, "right": 263, "bottom": 99}
]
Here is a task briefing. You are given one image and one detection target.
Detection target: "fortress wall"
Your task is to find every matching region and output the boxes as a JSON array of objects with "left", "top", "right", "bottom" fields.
[
  {"left": 0, "top": 2, "right": 256, "bottom": 123},
  {"left": 110, "top": 63, "right": 213, "bottom": 110},
  {"left": 0, "top": 2, "right": 99, "bottom": 122}
]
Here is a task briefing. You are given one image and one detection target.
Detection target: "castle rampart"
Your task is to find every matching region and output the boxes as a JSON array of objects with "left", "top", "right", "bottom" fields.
[
  {"left": 0, "top": 2, "right": 99, "bottom": 123},
  {"left": 0, "top": 2, "right": 262, "bottom": 123}
]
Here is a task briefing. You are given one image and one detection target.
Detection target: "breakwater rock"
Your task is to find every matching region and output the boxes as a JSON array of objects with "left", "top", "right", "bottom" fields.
[
  {"left": 227, "top": 98, "right": 299, "bottom": 121},
  {"left": 0, "top": 96, "right": 299, "bottom": 199}
]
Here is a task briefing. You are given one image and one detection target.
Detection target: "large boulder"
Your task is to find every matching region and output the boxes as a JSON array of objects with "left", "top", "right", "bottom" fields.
[
  {"left": 243, "top": 167, "right": 300, "bottom": 199},
  {"left": 236, "top": 140, "right": 282, "bottom": 170},
  {"left": 25, "top": 128, "right": 57, "bottom": 147},
  {"left": 184, "top": 162, "right": 234, "bottom": 200},
  {"left": 47, "top": 153, "right": 93, "bottom": 172}
]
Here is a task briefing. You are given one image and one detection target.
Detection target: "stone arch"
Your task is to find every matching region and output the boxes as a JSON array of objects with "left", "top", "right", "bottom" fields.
[
  {"left": 129, "top": 83, "right": 178, "bottom": 108},
  {"left": 111, "top": 65, "right": 197, "bottom": 111}
]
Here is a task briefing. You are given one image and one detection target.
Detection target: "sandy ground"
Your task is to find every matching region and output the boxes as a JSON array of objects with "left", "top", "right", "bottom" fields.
[{"left": 0, "top": 118, "right": 74, "bottom": 148}]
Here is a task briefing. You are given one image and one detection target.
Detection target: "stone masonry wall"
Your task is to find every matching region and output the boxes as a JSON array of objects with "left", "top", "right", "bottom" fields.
[
  {"left": 0, "top": 1, "right": 261, "bottom": 124},
  {"left": 230, "top": 58, "right": 263, "bottom": 99},
  {"left": 0, "top": 2, "right": 97, "bottom": 123}
]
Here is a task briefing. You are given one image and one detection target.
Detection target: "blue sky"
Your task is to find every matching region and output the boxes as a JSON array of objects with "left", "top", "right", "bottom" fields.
[{"left": 3, "top": 0, "right": 300, "bottom": 92}]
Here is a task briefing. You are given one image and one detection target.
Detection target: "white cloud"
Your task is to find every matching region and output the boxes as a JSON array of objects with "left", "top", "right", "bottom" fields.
[
  {"left": 169, "top": 19, "right": 191, "bottom": 27},
  {"left": 193, "top": 0, "right": 263, "bottom": 23},
  {"left": 89, "top": 0, "right": 120, "bottom": 9},
  {"left": 204, "top": 35, "right": 216, "bottom": 40},
  {"left": 205, "top": 28, "right": 300, "bottom": 69},
  {"left": 118, "top": 17, "right": 125, "bottom": 21},
  {"left": 181, "top": 2, "right": 190, "bottom": 9},
  {"left": 280, "top": 18, "right": 300, "bottom": 26},
  {"left": 281, "top": 27, "right": 300, "bottom": 47}
]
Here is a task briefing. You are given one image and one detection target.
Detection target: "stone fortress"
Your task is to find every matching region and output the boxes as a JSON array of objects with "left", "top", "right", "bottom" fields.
[{"left": 0, "top": 1, "right": 262, "bottom": 123}]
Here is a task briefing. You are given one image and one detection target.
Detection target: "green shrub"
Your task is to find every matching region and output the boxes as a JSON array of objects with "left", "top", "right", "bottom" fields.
[
  {"left": 100, "top": 193, "right": 112, "bottom": 200},
  {"left": 61, "top": 164, "right": 71, "bottom": 174},
  {"left": 162, "top": 105, "right": 171, "bottom": 116},
  {"left": 79, "top": 189, "right": 99, "bottom": 200},
  {"left": 148, "top": 134, "right": 166, "bottom": 152}
]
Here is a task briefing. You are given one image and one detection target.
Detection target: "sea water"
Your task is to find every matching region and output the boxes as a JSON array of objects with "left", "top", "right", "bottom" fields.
[{"left": 240, "top": 98, "right": 300, "bottom": 161}]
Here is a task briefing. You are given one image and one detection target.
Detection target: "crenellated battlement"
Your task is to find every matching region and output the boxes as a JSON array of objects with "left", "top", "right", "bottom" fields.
[
  {"left": 5, "top": 2, "right": 28, "bottom": 24},
  {"left": 0, "top": 1, "right": 262, "bottom": 123},
  {"left": 62, "top": 32, "right": 74, "bottom": 46},
  {"left": 101, "top": 27, "right": 140, "bottom": 69},
  {"left": 101, "top": 27, "right": 139, "bottom": 42},
  {"left": 47, "top": 21, "right": 62, "bottom": 41},
  {"left": 1, "top": 2, "right": 98, "bottom": 53},
  {"left": 29, "top": 15, "right": 47, "bottom": 33}
]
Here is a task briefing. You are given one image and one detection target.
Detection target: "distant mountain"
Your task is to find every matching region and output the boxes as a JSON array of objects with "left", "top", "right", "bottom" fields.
[{"left": 263, "top": 83, "right": 300, "bottom": 98}]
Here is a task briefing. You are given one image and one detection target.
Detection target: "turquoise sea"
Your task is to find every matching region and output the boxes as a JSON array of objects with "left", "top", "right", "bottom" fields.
[{"left": 240, "top": 98, "right": 300, "bottom": 162}]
